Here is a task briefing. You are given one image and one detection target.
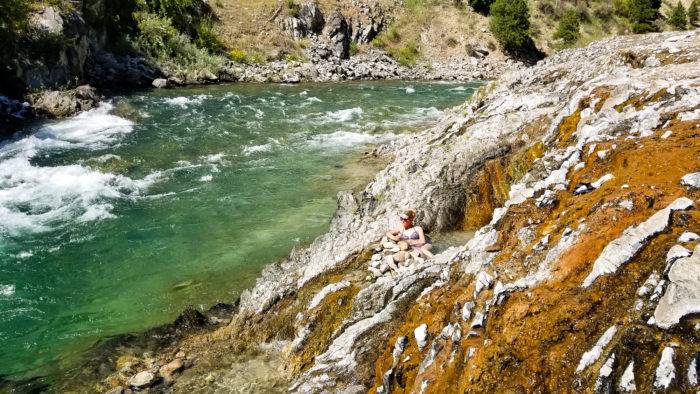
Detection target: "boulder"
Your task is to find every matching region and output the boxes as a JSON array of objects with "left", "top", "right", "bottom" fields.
[
  {"left": 323, "top": 11, "right": 351, "bottom": 59},
  {"left": 299, "top": 1, "right": 324, "bottom": 34},
  {"left": 152, "top": 78, "right": 168, "bottom": 89},
  {"left": 159, "top": 359, "right": 184, "bottom": 379},
  {"left": 128, "top": 371, "right": 156, "bottom": 389},
  {"left": 27, "top": 85, "right": 99, "bottom": 118},
  {"left": 30, "top": 6, "right": 63, "bottom": 35}
]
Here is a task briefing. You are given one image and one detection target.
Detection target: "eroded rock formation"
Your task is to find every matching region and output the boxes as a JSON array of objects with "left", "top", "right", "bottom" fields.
[{"left": 79, "top": 30, "right": 700, "bottom": 394}]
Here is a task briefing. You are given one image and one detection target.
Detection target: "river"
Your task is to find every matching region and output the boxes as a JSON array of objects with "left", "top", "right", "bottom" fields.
[{"left": 0, "top": 80, "right": 479, "bottom": 381}]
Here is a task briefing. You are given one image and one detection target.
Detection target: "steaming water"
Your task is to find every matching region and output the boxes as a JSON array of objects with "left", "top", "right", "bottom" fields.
[{"left": 0, "top": 81, "right": 480, "bottom": 379}]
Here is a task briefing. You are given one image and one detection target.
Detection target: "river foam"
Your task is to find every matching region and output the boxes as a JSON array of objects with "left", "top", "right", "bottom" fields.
[{"left": 0, "top": 103, "right": 157, "bottom": 237}]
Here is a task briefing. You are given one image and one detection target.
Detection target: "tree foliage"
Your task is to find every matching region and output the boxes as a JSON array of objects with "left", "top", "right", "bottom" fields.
[
  {"left": 688, "top": 0, "right": 698, "bottom": 26},
  {"left": 489, "top": 0, "right": 531, "bottom": 53},
  {"left": 554, "top": 9, "right": 580, "bottom": 46},
  {"left": 668, "top": 1, "right": 687, "bottom": 30},
  {"left": 468, "top": 0, "right": 494, "bottom": 15},
  {"left": 627, "top": 0, "right": 661, "bottom": 33},
  {"left": 0, "top": 0, "right": 30, "bottom": 52}
]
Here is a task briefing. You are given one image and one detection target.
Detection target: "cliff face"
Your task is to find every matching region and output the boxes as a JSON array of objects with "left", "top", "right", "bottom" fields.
[{"left": 77, "top": 30, "right": 700, "bottom": 393}]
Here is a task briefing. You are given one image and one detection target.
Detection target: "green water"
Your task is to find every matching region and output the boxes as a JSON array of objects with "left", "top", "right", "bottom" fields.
[{"left": 0, "top": 81, "right": 479, "bottom": 379}]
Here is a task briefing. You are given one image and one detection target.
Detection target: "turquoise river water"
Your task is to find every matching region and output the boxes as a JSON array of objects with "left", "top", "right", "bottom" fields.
[{"left": 0, "top": 81, "right": 479, "bottom": 380}]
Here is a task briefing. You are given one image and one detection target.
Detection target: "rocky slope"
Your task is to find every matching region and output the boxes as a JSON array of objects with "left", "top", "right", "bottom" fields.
[{"left": 61, "top": 30, "right": 700, "bottom": 393}]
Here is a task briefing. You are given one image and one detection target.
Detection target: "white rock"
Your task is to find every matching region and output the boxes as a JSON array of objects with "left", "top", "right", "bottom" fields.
[
  {"left": 619, "top": 199, "right": 634, "bottom": 211},
  {"left": 666, "top": 245, "right": 691, "bottom": 266},
  {"left": 597, "top": 150, "right": 609, "bottom": 160},
  {"left": 688, "top": 355, "right": 698, "bottom": 387},
  {"left": 591, "top": 173, "right": 614, "bottom": 189},
  {"left": 618, "top": 361, "right": 636, "bottom": 392},
  {"left": 473, "top": 271, "right": 493, "bottom": 297},
  {"left": 679, "top": 232, "right": 700, "bottom": 243},
  {"left": 307, "top": 280, "right": 351, "bottom": 311},
  {"left": 594, "top": 353, "right": 616, "bottom": 391},
  {"left": 681, "top": 173, "right": 700, "bottom": 189},
  {"left": 576, "top": 325, "right": 617, "bottom": 373},
  {"left": 644, "top": 55, "right": 661, "bottom": 68},
  {"left": 582, "top": 197, "right": 694, "bottom": 287},
  {"left": 654, "top": 245, "right": 700, "bottom": 329},
  {"left": 470, "top": 312, "right": 484, "bottom": 329},
  {"left": 414, "top": 324, "right": 428, "bottom": 351},
  {"left": 461, "top": 301, "right": 475, "bottom": 321},
  {"left": 490, "top": 207, "right": 507, "bottom": 225},
  {"left": 653, "top": 346, "right": 675, "bottom": 390},
  {"left": 372, "top": 253, "right": 383, "bottom": 261},
  {"left": 637, "top": 271, "right": 660, "bottom": 297},
  {"left": 661, "top": 130, "right": 673, "bottom": 139}
]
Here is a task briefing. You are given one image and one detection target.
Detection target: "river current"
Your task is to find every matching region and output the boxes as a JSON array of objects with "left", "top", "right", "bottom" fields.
[{"left": 0, "top": 81, "right": 479, "bottom": 380}]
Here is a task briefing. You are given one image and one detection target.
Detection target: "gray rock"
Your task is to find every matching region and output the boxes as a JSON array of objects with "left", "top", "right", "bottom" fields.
[
  {"left": 323, "top": 11, "right": 351, "bottom": 59},
  {"left": 160, "top": 359, "right": 184, "bottom": 378},
  {"left": 299, "top": 1, "right": 324, "bottom": 34},
  {"left": 152, "top": 78, "right": 168, "bottom": 89},
  {"left": 30, "top": 6, "right": 63, "bottom": 35}
]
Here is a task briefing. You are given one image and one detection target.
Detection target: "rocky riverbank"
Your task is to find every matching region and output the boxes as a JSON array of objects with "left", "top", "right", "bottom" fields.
[{"left": 44, "top": 29, "right": 700, "bottom": 393}]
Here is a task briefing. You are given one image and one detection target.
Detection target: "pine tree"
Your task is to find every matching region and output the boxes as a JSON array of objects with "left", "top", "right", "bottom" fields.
[
  {"left": 668, "top": 1, "right": 687, "bottom": 30},
  {"left": 627, "top": 0, "right": 661, "bottom": 33},
  {"left": 489, "top": 0, "right": 531, "bottom": 53},
  {"left": 688, "top": 0, "right": 699, "bottom": 26},
  {"left": 554, "top": 9, "right": 580, "bottom": 46}
]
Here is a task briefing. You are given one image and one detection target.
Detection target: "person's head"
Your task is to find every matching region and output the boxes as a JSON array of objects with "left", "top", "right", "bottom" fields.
[{"left": 399, "top": 209, "right": 416, "bottom": 229}]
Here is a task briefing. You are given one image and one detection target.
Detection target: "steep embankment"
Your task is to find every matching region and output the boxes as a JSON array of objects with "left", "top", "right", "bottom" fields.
[{"left": 71, "top": 30, "right": 699, "bottom": 393}]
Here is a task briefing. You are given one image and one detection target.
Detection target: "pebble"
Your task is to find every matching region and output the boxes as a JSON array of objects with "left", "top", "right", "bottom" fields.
[
  {"left": 678, "top": 232, "right": 700, "bottom": 243},
  {"left": 160, "top": 359, "right": 184, "bottom": 378}
]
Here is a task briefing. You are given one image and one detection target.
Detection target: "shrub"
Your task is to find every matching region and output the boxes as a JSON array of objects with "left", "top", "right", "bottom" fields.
[
  {"left": 286, "top": 0, "right": 300, "bottom": 18},
  {"left": 627, "top": 0, "right": 661, "bottom": 33},
  {"left": 195, "top": 18, "right": 224, "bottom": 53},
  {"left": 489, "top": 0, "right": 531, "bottom": 53},
  {"left": 394, "top": 42, "right": 419, "bottom": 66},
  {"left": 230, "top": 49, "right": 248, "bottom": 63},
  {"left": 468, "top": 0, "right": 494, "bottom": 15},
  {"left": 554, "top": 9, "right": 580, "bottom": 46},
  {"left": 249, "top": 52, "right": 266, "bottom": 65},
  {"left": 667, "top": 1, "right": 687, "bottom": 30},
  {"left": 387, "top": 24, "right": 401, "bottom": 43},
  {"left": 690, "top": 0, "right": 699, "bottom": 26},
  {"left": 132, "top": 12, "right": 225, "bottom": 76},
  {"left": 349, "top": 41, "right": 359, "bottom": 56}
]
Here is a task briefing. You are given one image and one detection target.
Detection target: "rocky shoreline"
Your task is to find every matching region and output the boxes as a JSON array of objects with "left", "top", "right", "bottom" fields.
[{"left": 29, "top": 29, "right": 700, "bottom": 393}]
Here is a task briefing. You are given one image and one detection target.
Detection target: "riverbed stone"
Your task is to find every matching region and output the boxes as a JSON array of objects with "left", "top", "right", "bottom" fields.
[{"left": 128, "top": 371, "right": 156, "bottom": 389}]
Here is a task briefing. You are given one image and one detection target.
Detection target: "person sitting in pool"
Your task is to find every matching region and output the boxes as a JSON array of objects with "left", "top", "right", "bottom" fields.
[{"left": 386, "top": 209, "right": 434, "bottom": 259}]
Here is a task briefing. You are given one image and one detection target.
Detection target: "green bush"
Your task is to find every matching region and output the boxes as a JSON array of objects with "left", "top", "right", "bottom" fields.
[
  {"left": 468, "top": 0, "right": 494, "bottom": 15},
  {"left": 132, "top": 12, "right": 225, "bottom": 76},
  {"left": 394, "top": 41, "right": 419, "bottom": 66},
  {"left": 195, "top": 18, "right": 224, "bottom": 53},
  {"left": 489, "top": 0, "right": 531, "bottom": 53},
  {"left": 554, "top": 9, "right": 580, "bottom": 46},
  {"left": 668, "top": 1, "right": 687, "bottom": 30},
  {"left": 690, "top": 0, "right": 699, "bottom": 25},
  {"left": 627, "top": 0, "right": 661, "bottom": 33},
  {"left": 349, "top": 41, "right": 359, "bottom": 56}
]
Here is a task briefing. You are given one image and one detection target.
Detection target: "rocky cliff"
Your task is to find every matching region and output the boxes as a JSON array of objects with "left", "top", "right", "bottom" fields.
[{"left": 62, "top": 30, "right": 700, "bottom": 393}]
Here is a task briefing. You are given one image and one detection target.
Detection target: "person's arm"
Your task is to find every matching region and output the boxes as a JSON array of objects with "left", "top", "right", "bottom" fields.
[
  {"left": 408, "top": 227, "right": 427, "bottom": 246},
  {"left": 386, "top": 227, "right": 401, "bottom": 241}
]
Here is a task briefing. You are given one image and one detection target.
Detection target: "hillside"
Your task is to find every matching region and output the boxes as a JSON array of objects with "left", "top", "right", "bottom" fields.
[{"left": 47, "top": 29, "right": 700, "bottom": 393}]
